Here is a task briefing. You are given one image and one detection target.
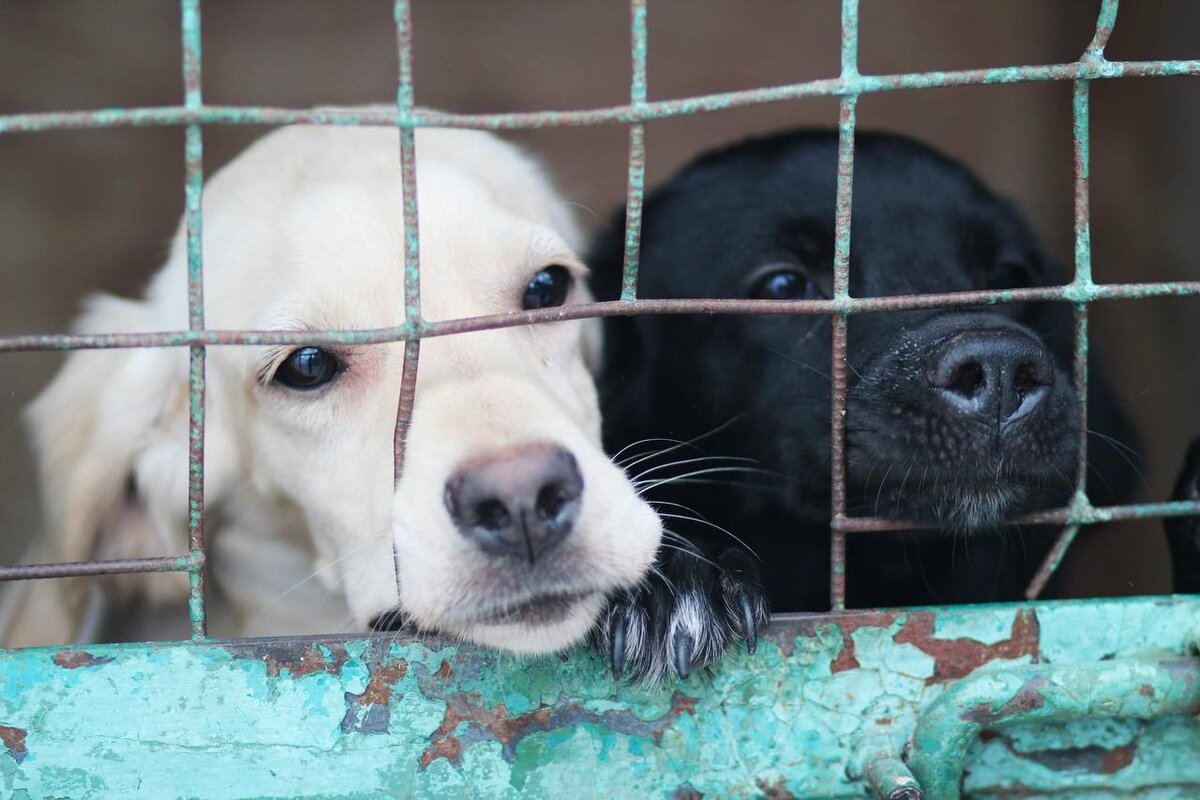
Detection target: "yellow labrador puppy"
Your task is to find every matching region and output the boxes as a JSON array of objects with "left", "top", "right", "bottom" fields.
[{"left": 1, "top": 123, "right": 661, "bottom": 654}]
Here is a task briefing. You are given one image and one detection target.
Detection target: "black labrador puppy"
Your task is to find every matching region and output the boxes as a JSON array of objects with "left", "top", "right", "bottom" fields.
[{"left": 589, "top": 130, "right": 1138, "bottom": 681}]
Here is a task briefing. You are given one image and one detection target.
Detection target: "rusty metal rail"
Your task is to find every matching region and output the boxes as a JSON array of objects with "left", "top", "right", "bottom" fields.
[{"left": 0, "top": 0, "right": 1198, "bottom": 638}]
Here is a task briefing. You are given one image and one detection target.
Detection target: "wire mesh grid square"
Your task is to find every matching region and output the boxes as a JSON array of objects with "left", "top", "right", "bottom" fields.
[{"left": 1, "top": 0, "right": 1199, "bottom": 639}]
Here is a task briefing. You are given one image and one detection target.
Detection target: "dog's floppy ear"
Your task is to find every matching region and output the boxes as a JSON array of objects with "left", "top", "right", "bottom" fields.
[{"left": 1, "top": 293, "right": 202, "bottom": 647}]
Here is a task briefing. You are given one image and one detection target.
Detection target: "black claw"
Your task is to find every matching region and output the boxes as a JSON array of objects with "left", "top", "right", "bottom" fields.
[
  {"left": 673, "top": 629, "right": 694, "bottom": 679},
  {"left": 740, "top": 594, "right": 758, "bottom": 655},
  {"left": 609, "top": 613, "right": 628, "bottom": 681}
]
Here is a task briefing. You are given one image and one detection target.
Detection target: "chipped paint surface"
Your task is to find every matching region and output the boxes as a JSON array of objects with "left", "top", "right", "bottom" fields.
[{"left": 0, "top": 597, "right": 1196, "bottom": 799}]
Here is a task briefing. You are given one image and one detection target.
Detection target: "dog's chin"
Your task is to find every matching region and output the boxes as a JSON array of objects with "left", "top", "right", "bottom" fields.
[
  {"left": 854, "top": 471, "right": 1056, "bottom": 533},
  {"left": 450, "top": 592, "right": 607, "bottom": 654},
  {"left": 899, "top": 484, "right": 1031, "bottom": 533}
]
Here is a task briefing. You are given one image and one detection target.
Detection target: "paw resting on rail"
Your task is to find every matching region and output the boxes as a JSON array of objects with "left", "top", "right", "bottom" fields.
[{"left": 592, "top": 545, "right": 768, "bottom": 683}]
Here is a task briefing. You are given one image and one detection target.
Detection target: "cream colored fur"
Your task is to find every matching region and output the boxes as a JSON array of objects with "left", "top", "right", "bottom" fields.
[{"left": 0, "top": 123, "right": 661, "bottom": 653}]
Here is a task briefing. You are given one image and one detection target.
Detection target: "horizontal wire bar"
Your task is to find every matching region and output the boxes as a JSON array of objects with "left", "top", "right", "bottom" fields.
[
  {"left": 1, "top": 59, "right": 1198, "bottom": 136},
  {"left": 1, "top": 500, "right": 1195, "bottom": 582},
  {"left": 833, "top": 498, "right": 1200, "bottom": 534},
  {"left": 2, "top": 281, "right": 1198, "bottom": 353},
  {"left": 0, "top": 554, "right": 199, "bottom": 581}
]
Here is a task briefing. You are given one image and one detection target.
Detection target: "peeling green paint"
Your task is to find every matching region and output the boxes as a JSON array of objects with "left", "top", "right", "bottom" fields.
[{"left": 0, "top": 597, "right": 1196, "bottom": 799}]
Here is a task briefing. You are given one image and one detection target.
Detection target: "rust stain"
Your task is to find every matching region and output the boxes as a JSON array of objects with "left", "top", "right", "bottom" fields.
[
  {"left": 669, "top": 782, "right": 704, "bottom": 800},
  {"left": 815, "top": 612, "right": 898, "bottom": 674},
  {"left": 341, "top": 661, "right": 408, "bottom": 735},
  {"left": 962, "top": 676, "right": 1048, "bottom": 727},
  {"left": 895, "top": 608, "right": 1040, "bottom": 684},
  {"left": 755, "top": 777, "right": 798, "bottom": 799},
  {"left": 419, "top": 688, "right": 696, "bottom": 769},
  {"left": 0, "top": 725, "right": 27, "bottom": 764},
  {"left": 53, "top": 650, "right": 114, "bottom": 669},
  {"left": 991, "top": 731, "right": 1138, "bottom": 775},
  {"left": 235, "top": 642, "right": 351, "bottom": 679},
  {"left": 435, "top": 660, "right": 453, "bottom": 680},
  {"left": 359, "top": 661, "right": 408, "bottom": 706}
]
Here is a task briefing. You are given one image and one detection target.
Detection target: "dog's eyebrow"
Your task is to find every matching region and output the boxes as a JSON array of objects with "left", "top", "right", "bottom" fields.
[{"left": 528, "top": 231, "right": 589, "bottom": 276}]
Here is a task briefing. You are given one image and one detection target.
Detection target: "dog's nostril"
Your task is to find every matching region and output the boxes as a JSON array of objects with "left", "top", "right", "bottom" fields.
[
  {"left": 945, "top": 361, "right": 985, "bottom": 399},
  {"left": 1014, "top": 362, "right": 1040, "bottom": 398},
  {"left": 475, "top": 498, "right": 512, "bottom": 532},
  {"left": 535, "top": 482, "right": 569, "bottom": 521}
]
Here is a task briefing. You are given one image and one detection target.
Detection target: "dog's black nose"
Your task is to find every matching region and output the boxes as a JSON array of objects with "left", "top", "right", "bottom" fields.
[
  {"left": 928, "top": 329, "right": 1055, "bottom": 422},
  {"left": 445, "top": 443, "right": 583, "bottom": 563}
]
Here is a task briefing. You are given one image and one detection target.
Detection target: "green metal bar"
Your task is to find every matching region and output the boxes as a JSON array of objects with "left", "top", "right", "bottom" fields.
[
  {"left": 618, "top": 0, "right": 648, "bottom": 302},
  {"left": 829, "top": 0, "right": 859, "bottom": 611},
  {"left": 2, "top": 59, "right": 1198, "bottom": 136},
  {"left": 1085, "top": 0, "right": 1119, "bottom": 60},
  {"left": 866, "top": 756, "right": 924, "bottom": 800},
  {"left": 180, "top": 0, "right": 207, "bottom": 640},
  {"left": 1027, "top": 76, "right": 1099, "bottom": 598},
  {"left": 5, "top": 280, "right": 1200, "bottom": 355},
  {"left": 394, "top": 0, "right": 421, "bottom": 331},
  {"left": 391, "top": 0, "right": 423, "bottom": 490},
  {"left": 0, "top": 554, "right": 198, "bottom": 581},
  {"left": 907, "top": 656, "right": 1200, "bottom": 800},
  {"left": 1025, "top": 525, "right": 1079, "bottom": 600}
]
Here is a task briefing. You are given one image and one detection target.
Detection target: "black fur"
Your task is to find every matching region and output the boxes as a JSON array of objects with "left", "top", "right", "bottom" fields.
[
  {"left": 589, "top": 130, "right": 1139, "bottom": 678},
  {"left": 1166, "top": 438, "right": 1200, "bottom": 594}
]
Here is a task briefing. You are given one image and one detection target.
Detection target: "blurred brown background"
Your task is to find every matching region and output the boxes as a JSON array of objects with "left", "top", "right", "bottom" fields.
[{"left": 0, "top": 1, "right": 1196, "bottom": 601}]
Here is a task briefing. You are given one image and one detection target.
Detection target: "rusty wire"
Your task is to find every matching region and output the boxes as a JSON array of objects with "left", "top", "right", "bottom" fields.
[{"left": 0, "top": 0, "right": 1198, "bottom": 632}]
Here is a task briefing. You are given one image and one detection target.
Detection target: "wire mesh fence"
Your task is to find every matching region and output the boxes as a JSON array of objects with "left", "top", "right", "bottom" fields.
[{"left": 1, "top": 0, "right": 1199, "bottom": 638}]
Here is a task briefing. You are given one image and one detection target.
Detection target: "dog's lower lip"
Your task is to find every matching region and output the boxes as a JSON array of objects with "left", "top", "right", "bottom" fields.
[{"left": 478, "top": 591, "right": 595, "bottom": 625}]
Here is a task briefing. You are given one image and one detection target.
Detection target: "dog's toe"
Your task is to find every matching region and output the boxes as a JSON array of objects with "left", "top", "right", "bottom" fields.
[{"left": 717, "top": 548, "right": 769, "bottom": 655}]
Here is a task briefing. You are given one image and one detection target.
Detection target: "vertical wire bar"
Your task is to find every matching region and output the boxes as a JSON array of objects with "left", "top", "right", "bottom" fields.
[
  {"left": 1070, "top": 78, "right": 1093, "bottom": 506},
  {"left": 393, "top": 0, "right": 422, "bottom": 485},
  {"left": 829, "top": 0, "right": 859, "bottom": 611},
  {"left": 181, "top": 0, "right": 208, "bottom": 639},
  {"left": 1026, "top": 525, "right": 1079, "bottom": 600},
  {"left": 1084, "top": 0, "right": 1119, "bottom": 60},
  {"left": 619, "top": 0, "right": 649, "bottom": 301},
  {"left": 1026, "top": 76, "right": 1096, "bottom": 599}
]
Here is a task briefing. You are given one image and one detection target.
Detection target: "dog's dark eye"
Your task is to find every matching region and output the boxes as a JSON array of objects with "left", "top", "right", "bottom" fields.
[
  {"left": 993, "top": 259, "right": 1035, "bottom": 290},
  {"left": 747, "top": 268, "right": 819, "bottom": 300},
  {"left": 273, "top": 347, "right": 340, "bottom": 390},
  {"left": 522, "top": 265, "right": 572, "bottom": 309}
]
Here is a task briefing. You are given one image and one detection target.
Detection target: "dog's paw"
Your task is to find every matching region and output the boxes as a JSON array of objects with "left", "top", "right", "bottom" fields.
[
  {"left": 593, "top": 545, "right": 768, "bottom": 683},
  {"left": 1166, "top": 437, "right": 1200, "bottom": 594}
]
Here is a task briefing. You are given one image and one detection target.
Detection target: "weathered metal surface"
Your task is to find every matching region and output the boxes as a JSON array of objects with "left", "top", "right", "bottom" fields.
[
  {"left": 618, "top": 0, "right": 648, "bottom": 302},
  {"left": 0, "top": 597, "right": 1196, "bottom": 799},
  {"left": 0, "top": 554, "right": 197, "bottom": 582},
  {"left": 3, "top": 61, "right": 1200, "bottom": 137},
  {"left": 909, "top": 656, "right": 1200, "bottom": 800},
  {"left": 391, "top": 0, "right": 423, "bottom": 487},
  {"left": 4, "top": 282, "right": 1200, "bottom": 355},
  {"left": 828, "top": 90, "right": 858, "bottom": 612},
  {"left": 181, "top": 0, "right": 208, "bottom": 641}
]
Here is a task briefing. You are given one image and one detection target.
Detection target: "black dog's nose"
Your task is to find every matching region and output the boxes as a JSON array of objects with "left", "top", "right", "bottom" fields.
[
  {"left": 445, "top": 443, "right": 583, "bottom": 563},
  {"left": 928, "top": 330, "right": 1055, "bottom": 422}
]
